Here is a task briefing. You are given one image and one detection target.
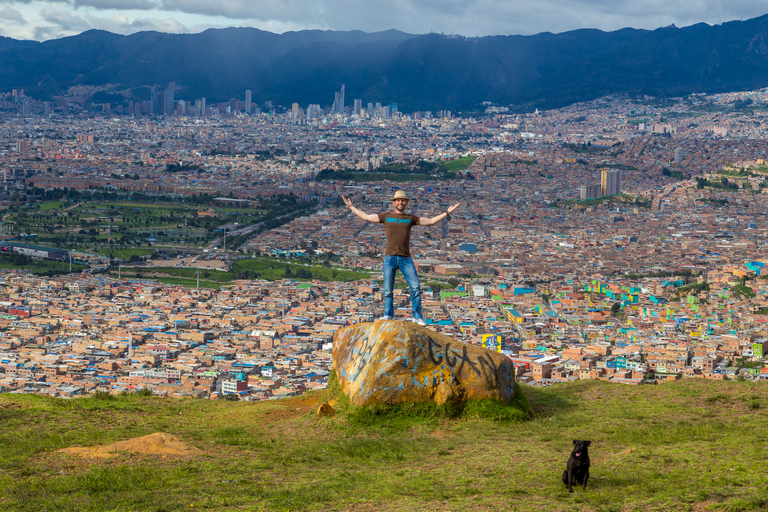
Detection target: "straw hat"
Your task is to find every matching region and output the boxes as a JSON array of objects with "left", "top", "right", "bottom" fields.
[{"left": 392, "top": 190, "right": 409, "bottom": 201}]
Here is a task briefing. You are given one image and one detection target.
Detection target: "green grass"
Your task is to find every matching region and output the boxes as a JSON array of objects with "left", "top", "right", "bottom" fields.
[
  {"left": 232, "top": 258, "right": 371, "bottom": 282},
  {"left": 2, "top": 380, "right": 768, "bottom": 511},
  {"left": 730, "top": 284, "right": 756, "bottom": 299},
  {"left": 558, "top": 194, "right": 650, "bottom": 209},
  {"left": 0, "top": 257, "right": 86, "bottom": 276},
  {"left": 113, "top": 258, "right": 371, "bottom": 288},
  {"left": 40, "top": 201, "right": 65, "bottom": 211},
  {"left": 10, "top": 195, "right": 310, "bottom": 255},
  {"left": 439, "top": 156, "right": 476, "bottom": 172}
]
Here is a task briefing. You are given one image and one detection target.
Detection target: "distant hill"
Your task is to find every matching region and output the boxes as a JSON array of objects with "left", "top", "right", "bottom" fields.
[{"left": 5, "top": 14, "right": 768, "bottom": 111}]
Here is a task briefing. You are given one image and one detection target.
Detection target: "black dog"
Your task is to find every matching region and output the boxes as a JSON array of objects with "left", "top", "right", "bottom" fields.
[{"left": 561, "top": 440, "right": 591, "bottom": 492}]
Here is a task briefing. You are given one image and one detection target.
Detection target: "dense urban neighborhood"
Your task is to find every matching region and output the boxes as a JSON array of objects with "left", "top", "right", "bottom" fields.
[{"left": 2, "top": 87, "right": 768, "bottom": 397}]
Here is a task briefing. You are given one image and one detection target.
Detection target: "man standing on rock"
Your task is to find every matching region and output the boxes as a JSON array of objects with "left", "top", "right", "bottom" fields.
[{"left": 343, "top": 190, "right": 460, "bottom": 325}]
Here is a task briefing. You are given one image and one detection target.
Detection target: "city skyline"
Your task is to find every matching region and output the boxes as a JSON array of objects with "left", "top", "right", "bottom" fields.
[{"left": 0, "top": 1, "right": 766, "bottom": 42}]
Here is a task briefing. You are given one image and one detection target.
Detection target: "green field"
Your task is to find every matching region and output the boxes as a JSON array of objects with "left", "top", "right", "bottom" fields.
[
  {"left": 1, "top": 379, "right": 767, "bottom": 511},
  {"left": 558, "top": 194, "right": 651, "bottom": 209},
  {"left": 0, "top": 254, "right": 86, "bottom": 276},
  {"left": 114, "top": 258, "right": 372, "bottom": 287},
  {"left": 94, "top": 248, "right": 155, "bottom": 260},
  {"left": 316, "top": 156, "right": 476, "bottom": 183},
  {"left": 439, "top": 155, "right": 476, "bottom": 172},
  {"left": 39, "top": 201, "right": 65, "bottom": 211},
  {"left": 5, "top": 194, "right": 316, "bottom": 253}
]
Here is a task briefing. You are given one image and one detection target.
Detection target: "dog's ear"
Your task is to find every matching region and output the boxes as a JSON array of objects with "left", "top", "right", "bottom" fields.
[
  {"left": 586, "top": 441, "right": 591, "bottom": 446},
  {"left": 573, "top": 440, "right": 578, "bottom": 445}
]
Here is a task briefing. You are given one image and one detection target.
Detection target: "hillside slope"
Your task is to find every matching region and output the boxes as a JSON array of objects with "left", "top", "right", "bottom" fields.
[
  {"left": 1, "top": 379, "right": 767, "bottom": 511},
  {"left": 6, "top": 15, "right": 768, "bottom": 110}
]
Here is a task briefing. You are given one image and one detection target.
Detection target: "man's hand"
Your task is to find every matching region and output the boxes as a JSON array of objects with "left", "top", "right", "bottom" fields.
[
  {"left": 417, "top": 202, "right": 462, "bottom": 226},
  {"left": 342, "top": 195, "right": 380, "bottom": 223}
]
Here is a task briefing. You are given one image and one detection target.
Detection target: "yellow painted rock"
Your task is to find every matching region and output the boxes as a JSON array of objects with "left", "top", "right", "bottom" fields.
[{"left": 332, "top": 320, "right": 515, "bottom": 406}]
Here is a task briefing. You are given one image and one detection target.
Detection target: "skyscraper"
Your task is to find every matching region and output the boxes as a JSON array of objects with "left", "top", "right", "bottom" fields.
[
  {"left": 332, "top": 84, "right": 345, "bottom": 114},
  {"left": 245, "top": 90, "right": 252, "bottom": 114},
  {"left": 164, "top": 87, "right": 174, "bottom": 116},
  {"left": 353, "top": 99, "right": 362, "bottom": 116},
  {"left": 580, "top": 184, "right": 601, "bottom": 200},
  {"left": 601, "top": 170, "right": 621, "bottom": 196},
  {"left": 307, "top": 104, "right": 321, "bottom": 119},
  {"left": 200, "top": 98, "right": 206, "bottom": 117}
]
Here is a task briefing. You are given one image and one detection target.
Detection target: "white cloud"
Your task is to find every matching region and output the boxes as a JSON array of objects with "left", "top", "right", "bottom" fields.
[
  {"left": 0, "top": 6, "right": 26, "bottom": 24},
  {"left": 29, "top": 5, "right": 189, "bottom": 40},
  {"left": 39, "top": 5, "right": 91, "bottom": 31},
  {"left": 100, "top": 14, "right": 186, "bottom": 33},
  {"left": 160, "top": 0, "right": 320, "bottom": 23},
  {"left": 74, "top": 0, "right": 160, "bottom": 9}
]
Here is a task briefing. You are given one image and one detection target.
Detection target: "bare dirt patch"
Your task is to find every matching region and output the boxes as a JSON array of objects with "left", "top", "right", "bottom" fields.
[
  {"left": 59, "top": 432, "right": 203, "bottom": 458},
  {"left": 147, "top": 257, "right": 229, "bottom": 270}
]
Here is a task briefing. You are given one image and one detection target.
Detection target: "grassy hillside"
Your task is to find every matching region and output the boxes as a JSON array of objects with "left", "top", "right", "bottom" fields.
[{"left": 2, "top": 379, "right": 768, "bottom": 511}]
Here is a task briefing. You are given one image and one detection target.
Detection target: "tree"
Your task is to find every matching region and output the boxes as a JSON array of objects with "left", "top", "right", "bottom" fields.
[{"left": 611, "top": 302, "right": 622, "bottom": 315}]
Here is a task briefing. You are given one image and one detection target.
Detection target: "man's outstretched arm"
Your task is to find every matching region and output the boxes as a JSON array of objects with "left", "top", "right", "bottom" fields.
[
  {"left": 418, "top": 202, "right": 461, "bottom": 226},
  {"left": 342, "top": 195, "right": 380, "bottom": 223}
]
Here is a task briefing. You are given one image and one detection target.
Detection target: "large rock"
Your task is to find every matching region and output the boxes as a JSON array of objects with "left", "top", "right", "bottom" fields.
[{"left": 332, "top": 320, "right": 515, "bottom": 406}]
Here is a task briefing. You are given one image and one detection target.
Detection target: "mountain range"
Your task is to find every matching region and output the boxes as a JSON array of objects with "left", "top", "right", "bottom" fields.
[{"left": 4, "top": 14, "right": 768, "bottom": 112}]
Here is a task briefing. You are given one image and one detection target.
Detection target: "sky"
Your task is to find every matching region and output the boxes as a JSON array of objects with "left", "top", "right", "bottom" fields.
[{"left": 0, "top": 1, "right": 766, "bottom": 41}]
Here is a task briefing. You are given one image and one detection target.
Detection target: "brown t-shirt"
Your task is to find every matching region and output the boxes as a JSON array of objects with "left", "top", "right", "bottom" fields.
[{"left": 377, "top": 212, "right": 420, "bottom": 257}]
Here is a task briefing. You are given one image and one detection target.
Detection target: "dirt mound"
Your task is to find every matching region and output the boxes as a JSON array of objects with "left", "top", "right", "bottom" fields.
[{"left": 60, "top": 433, "right": 203, "bottom": 458}]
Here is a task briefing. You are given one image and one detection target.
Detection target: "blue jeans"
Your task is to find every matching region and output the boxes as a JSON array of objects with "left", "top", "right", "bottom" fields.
[{"left": 382, "top": 255, "right": 422, "bottom": 319}]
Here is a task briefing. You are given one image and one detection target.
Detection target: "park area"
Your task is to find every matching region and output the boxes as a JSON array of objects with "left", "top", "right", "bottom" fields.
[{"left": 2, "top": 193, "right": 316, "bottom": 257}]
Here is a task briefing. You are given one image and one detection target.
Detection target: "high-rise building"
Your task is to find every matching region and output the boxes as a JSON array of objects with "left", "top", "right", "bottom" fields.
[
  {"left": 580, "top": 184, "right": 601, "bottom": 200},
  {"left": 292, "top": 103, "right": 300, "bottom": 117},
  {"left": 245, "top": 90, "right": 252, "bottom": 114},
  {"left": 307, "top": 104, "right": 321, "bottom": 119},
  {"left": 332, "top": 84, "right": 345, "bottom": 114},
  {"left": 353, "top": 99, "right": 362, "bottom": 116},
  {"left": 164, "top": 87, "right": 174, "bottom": 116},
  {"left": 200, "top": 98, "right": 206, "bottom": 117},
  {"left": 601, "top": 170, "right": 621, "bottom": 196}
]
